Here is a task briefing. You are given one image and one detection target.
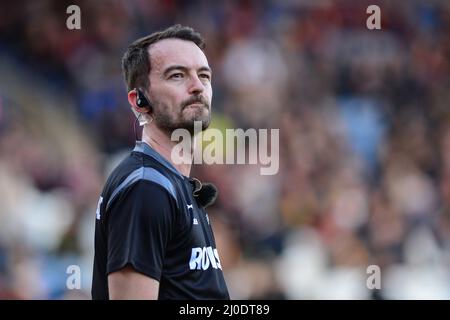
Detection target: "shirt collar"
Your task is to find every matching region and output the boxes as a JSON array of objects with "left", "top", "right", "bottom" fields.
[{"left": 133, "top": 141, "right": 184, "bottom": 178}]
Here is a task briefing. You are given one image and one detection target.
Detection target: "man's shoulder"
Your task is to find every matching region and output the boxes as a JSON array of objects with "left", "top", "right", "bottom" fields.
[
  {"left": 105, "top": 149, "right": 175, "bottom": 187},
  {"left": 101, "top": 150, "right": 180, "bottom": 209},
  {"left": 103, "top": 151, "right": 142, "bottom": 189}
]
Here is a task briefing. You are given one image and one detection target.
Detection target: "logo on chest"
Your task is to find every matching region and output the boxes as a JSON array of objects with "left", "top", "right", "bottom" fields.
[{"left": 189, "top": 246, "right": 222, "bottom": 270}]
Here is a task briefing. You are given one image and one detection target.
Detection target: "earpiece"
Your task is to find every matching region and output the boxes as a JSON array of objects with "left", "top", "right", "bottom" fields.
[{"left": 135, "top": 88, "right": 152, "bottom": 112}]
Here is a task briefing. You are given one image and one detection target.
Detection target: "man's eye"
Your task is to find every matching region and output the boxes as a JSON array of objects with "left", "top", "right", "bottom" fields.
[
  {"left": 200, "top": 74, "right": 211, "bottom": 81},
  {"left": 170, "top": 73, "right": 184, "bottom": 79}
]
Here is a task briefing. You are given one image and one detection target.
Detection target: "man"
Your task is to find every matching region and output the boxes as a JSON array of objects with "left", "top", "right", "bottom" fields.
[{"left": 91, "top": 25, "right": 229, "bottom": 300}]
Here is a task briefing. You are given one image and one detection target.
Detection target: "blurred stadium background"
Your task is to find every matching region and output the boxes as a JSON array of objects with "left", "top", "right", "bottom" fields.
[{"left": 0, "top": 0, "right": 449, "bottom": 299}]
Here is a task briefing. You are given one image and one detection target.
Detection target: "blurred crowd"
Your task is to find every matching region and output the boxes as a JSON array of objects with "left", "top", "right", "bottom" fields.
[{"left": 0, "top": 0, "right": 450, "bottom": 299}]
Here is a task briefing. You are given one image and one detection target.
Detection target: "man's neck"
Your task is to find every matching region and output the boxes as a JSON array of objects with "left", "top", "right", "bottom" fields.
[{"left": 141, "top": 124, "right": 193, "bottom": 177}]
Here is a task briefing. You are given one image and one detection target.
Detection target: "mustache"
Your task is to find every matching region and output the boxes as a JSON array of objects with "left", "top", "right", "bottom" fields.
[{"left": 181, "top": 96, "right": 210, "bottom": 110}]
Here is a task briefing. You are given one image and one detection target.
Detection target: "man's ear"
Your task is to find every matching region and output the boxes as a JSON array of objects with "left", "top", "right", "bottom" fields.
[{"left": 128, "top": 89, "right": 150, "bottom": 114}]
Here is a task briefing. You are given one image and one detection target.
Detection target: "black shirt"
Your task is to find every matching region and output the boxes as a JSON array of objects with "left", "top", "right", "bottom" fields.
[{"left": 92, "top": 141, "right": 229, "bottom": 300}]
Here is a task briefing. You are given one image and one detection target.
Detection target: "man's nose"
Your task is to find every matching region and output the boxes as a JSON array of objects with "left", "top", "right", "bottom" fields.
[{"left": 188, "top": 75, "right": 204, "bottom": 95}]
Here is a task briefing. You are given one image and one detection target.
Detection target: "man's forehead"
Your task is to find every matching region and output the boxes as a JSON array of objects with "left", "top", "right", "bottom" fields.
[{"left": 148, "top": 38, "right": 209, "bottom": 72}]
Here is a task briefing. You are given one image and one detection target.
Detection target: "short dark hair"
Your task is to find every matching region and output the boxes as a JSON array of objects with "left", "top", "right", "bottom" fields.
[{"left": 121, "top": 24, "right": 206, "bottom": 92}]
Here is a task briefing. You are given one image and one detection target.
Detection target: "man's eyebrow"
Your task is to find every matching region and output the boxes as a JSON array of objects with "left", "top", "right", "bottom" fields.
[
  {"left": 163, "top": 65, "right": 212, "bottom": 77},
  {"left": 198, "top": 66, "right": 212, "bottom": 74}
]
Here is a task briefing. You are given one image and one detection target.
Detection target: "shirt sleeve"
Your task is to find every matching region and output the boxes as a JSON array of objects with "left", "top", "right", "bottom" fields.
[{"left": 105, "top": 180, "right": 177, "bottom": 281}]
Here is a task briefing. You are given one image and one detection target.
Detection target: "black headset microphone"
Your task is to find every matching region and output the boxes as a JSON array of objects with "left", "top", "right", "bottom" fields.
[
  {"left": 135, "top": 88, "right": 152, "bottom": 110},
  {"left": 133, "top": 88, "right": 218, "bottom": 208},
  {"left": 133, "top": 88, "right": 152, "bottom": 141}
]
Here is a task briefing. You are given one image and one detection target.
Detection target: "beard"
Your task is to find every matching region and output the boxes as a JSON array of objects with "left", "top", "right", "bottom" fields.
[{"left": 153, "top": 96, "right": 211, "bottom": 135}]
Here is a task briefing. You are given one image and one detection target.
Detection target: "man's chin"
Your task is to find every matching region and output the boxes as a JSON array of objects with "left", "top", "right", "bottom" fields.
[
  {"left": 178, "top": 116, "right": 210, "bottom": 134},
  {"left": 191, "top": 117, "right": 211, "bottom": 132},
  {"left": 185, "top": 110, "right": 211, "bottom": 129}
]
